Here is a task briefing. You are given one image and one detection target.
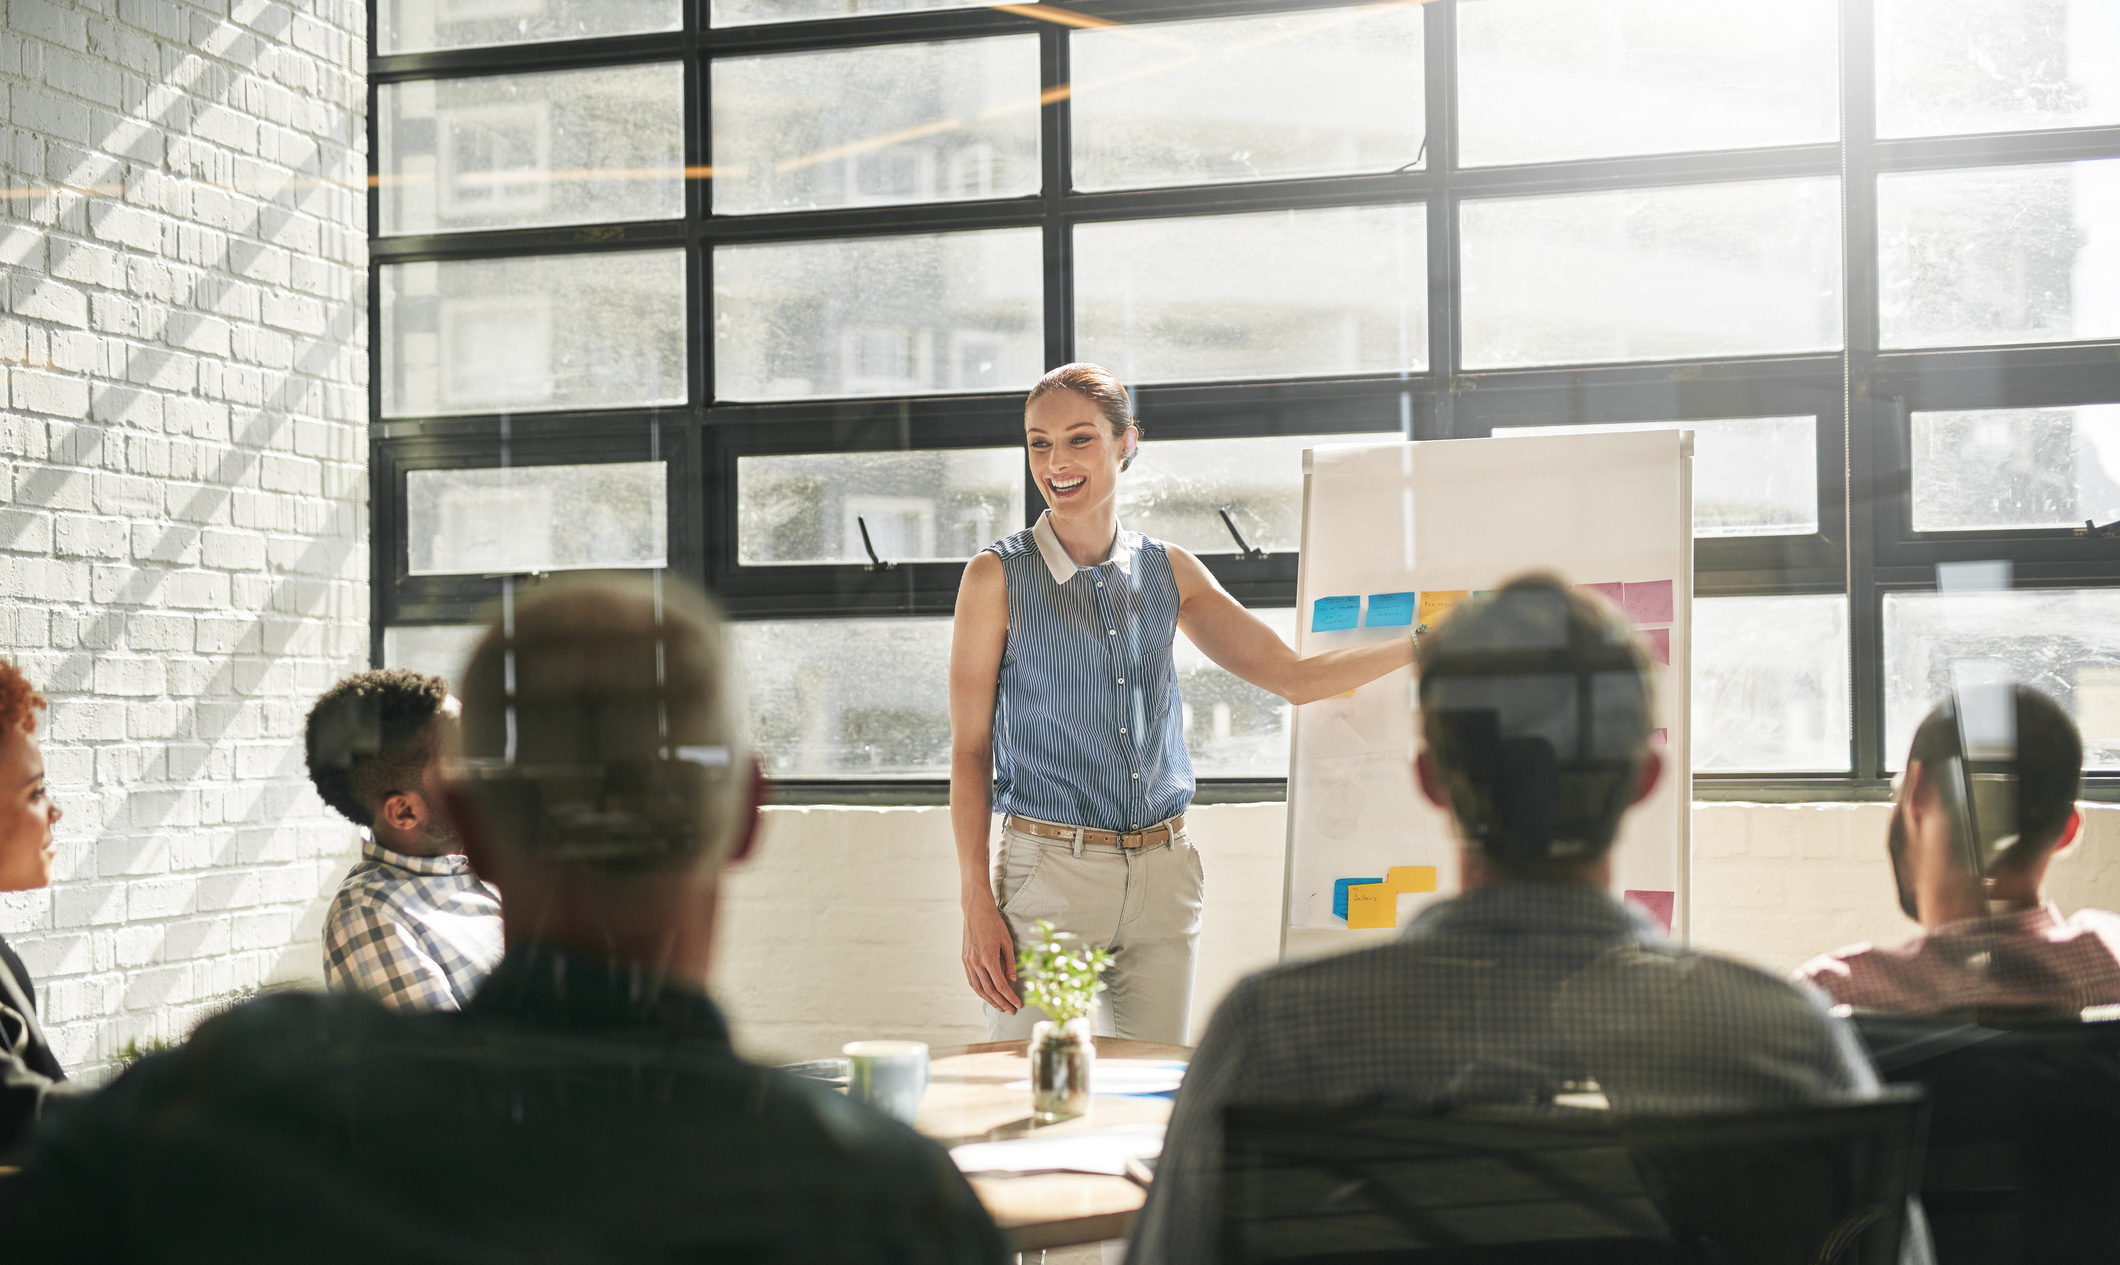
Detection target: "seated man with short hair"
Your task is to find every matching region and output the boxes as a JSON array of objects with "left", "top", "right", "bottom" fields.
[
  {"left": 1129, "top": 575, "right": 1888, "bottom": 1265},
  {"left": 1795, "top": 685, "right": 2120, "bottom": 1015},
  {"left": 14, "top": 577, "right": 1007, "bottom": 1265},
  {"left": 310, "top": 669, "right": 502, "bottom": 1010}
]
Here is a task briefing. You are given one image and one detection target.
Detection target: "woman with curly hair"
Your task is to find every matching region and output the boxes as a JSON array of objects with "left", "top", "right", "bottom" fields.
[{"left": 0, "top": 656, "right": 65, "bottom": 1162}]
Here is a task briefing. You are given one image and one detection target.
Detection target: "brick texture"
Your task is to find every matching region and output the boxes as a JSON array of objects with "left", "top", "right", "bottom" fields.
[{"left": 0, "top": 0, "right": 365, "bottom": 1079}]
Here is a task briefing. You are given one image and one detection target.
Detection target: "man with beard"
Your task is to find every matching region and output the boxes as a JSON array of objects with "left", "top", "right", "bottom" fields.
[{"left": 308, "top": 669, "right": 502, "bottom": 1010}]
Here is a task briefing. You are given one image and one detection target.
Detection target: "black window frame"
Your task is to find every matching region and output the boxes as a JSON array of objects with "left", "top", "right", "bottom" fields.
[{"left": 367, "top": 0, "right": 2120, "bottom": 804}]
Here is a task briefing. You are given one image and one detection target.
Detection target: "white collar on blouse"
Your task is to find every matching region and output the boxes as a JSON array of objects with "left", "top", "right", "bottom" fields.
[{"left": 1031, "top": 510, "right": 1135, "bottom": 586}]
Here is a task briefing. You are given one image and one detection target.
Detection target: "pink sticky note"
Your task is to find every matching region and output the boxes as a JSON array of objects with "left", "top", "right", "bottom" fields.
[
  {"left": 1643, "top": 627, "right": 1670, "bottom": 666},
  {"left": 1583, "top": 582, "right": 1624, "bottom": 607},
  {"left": 1623, "top": 580, "right": 1674, "bottom": 625},
  {"left": 1625, "top": 890, "right": 1675, "bottom": 933},
  {"left": 1650, "top": 728, "right": 1668, "bottom": 747}
]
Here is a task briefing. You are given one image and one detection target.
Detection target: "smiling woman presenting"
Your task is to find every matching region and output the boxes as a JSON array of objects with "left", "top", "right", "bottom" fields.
[{"left": 950, "top": 363, "right": 1415, "bottom": 1042}]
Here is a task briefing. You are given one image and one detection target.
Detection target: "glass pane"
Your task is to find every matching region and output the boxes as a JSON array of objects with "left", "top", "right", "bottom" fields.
[
  {"left": 1461, "top": 177, "right": 1842, "bottom": 370},
  {"left": 408, "top": 462, "right": 667, "bottom": 576},
  {"left": 1885, "top": 588, "right": 2120, "bottom": 769},
  {"left": 713, "top": 229, "right": 1042, "bottom": 402},
  {"left": 1912, "top": 405, "right": 2120, "bottom": 532},
  {"left": 379, "top": 0, "right": 680, "bottom": 53},
  {"left": 1877, "top": 158, "right": 2120, "bottom": 350},
  {"left": 382, "top": 251, "right": 687, "bottom": 418},
  {"left": 1693, "top": 593, "right": 1850, "bottom": 772},
  {"left": 1877, "top": 0, "right": 2120, "bottom": 138},
  {"left": 1070, "top": 5, "right": 1424, "bottom": 192},
  {"left": 1119, "top": 432, "right": 1382, "bottom": 556},
  {"left": 1178, "top": 608, "right": 1295, "bottom": 778},
  {"left": 380, "top": 64, "right": 684, "bottom": 237},
  {"left": 712, "top": 0, "right": 994, "bottom": 25},
  {"left": 1075, "top": 204, "right": 1426, "bottom": 385},
  {"left": 383, "top": 625, "right": 485, "bottom": 693},
  {"left": 712, "top": 38, "right": 1039, "bottom": 216},
  {"left": 737, "top": 449, "right": 1023, "bottom": 564},
  {"left": 1493, "top": 417, "right": 1819, "bottom": 537},
  {"left": 734, "top": 618, "right": 954, "bottom": 777},
  {"left": 1458, "top": 0, "right": 1837, "bottom": 167}
]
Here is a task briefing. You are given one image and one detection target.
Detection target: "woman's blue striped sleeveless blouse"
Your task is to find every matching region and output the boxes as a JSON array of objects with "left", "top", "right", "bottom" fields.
[{"left": 987, "top": 513, "right": 1193, "bottom": 832}]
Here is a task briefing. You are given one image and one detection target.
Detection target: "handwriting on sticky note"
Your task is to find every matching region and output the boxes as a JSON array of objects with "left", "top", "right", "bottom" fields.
[
  {"left": 1417, "top": 590, "right": 1469, "bottom": 627},
  {"left": 1623, "top": 580, "right": 1674, "bottom": 625},
  {"left": 1365, "top": 592, "right": 1417, "bottom": 628},
  {"left": 1311, "top": 595, "right": 1360, "bottom": 632},
  {"left": 1624, "top": 889, "right": 1675, "bottom": 933},
  {"left": 1343, "top": 866, "right": 1440, "bottom": 929},
  {"left": 1583, "top": 582, "right": 1625, "bottom": 607},
  {"left": 1643, "top": 627, "right": 1670, "bottom": 666},
  {"left": 1333, "top": 877, "right": 1384, "bottom": 921}
]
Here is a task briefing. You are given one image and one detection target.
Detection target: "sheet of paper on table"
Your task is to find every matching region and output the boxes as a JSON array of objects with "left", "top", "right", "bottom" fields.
[
  {"left": 950, "top": 1123, "right": 1166, "bottom": 1177},
  {"left": 1001, "top": 1061, "right": 1186, "bottom": 1097}
]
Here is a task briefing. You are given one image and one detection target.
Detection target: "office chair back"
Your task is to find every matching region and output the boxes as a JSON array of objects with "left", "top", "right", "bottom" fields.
[
  {"left": 1857, "top": 1013, "right": 2120, "bottom": 1263},
  {"left": 1219, "top": 1091, "right": 1927, "bottom": 1265}
]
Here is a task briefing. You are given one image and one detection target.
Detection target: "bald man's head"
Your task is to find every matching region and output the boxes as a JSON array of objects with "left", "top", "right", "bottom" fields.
[{"left": 453, "top": 576, "right": 751, "bottom": 874}]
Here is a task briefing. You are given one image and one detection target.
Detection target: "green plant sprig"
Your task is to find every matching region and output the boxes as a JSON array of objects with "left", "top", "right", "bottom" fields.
[{"left": 1014, "top": 919, "right": 1113, "bottom": 1026}]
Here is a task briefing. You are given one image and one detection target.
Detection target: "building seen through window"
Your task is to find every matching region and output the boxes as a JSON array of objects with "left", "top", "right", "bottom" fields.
[{"left": 371, "top": 0, "right": 2120, "bottom": 794}]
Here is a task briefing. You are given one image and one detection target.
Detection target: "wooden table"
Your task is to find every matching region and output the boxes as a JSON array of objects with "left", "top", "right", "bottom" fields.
[{"left": 916, "top": 1037, "right": 1189, "bottom": 1254}]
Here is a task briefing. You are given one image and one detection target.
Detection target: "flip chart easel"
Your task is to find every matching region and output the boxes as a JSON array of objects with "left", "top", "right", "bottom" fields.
[{"left": 1280, "top": 431, "right": 1694, "bottom": 961}]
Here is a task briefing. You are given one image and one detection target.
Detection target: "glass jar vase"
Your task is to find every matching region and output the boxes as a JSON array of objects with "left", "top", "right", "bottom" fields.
[{"left": 1029, "top": 1017, "right": 1095, "bottom": 1123}]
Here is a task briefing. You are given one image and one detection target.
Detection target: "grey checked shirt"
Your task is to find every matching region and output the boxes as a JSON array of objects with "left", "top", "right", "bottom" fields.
[
  {"left": 322, "top": 838, "right": 503, "bottom": 1011},
  {"left": 1130, "top": 882, "right": 1889, "bottom": 1265}
]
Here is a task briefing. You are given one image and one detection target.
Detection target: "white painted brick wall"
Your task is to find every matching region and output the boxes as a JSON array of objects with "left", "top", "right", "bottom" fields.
[
  {"left": 0, "top": 0, "right": 366, "bottom": 1078},
  {"left": 715, "top": 802, "right": 2120, "bottom": 1062}
]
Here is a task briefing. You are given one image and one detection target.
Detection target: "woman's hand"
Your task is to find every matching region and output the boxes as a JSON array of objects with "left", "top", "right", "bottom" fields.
[{"left": 962, "top": 895, "right": 1021, "bottom": 1012}]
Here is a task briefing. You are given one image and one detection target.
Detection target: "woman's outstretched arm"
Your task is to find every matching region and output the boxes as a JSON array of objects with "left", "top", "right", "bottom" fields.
[{"left": 1168, "top": 545, "right": 1413, "bottom": 706}]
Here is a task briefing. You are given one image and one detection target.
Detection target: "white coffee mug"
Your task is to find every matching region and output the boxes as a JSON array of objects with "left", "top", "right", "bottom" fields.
[{"left": 842, "top": 1040, "right": 930, "bottom": 1125}]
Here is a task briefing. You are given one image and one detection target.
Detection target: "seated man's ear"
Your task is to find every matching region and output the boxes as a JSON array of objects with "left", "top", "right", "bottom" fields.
[
  {"left": 2052, "top": 807, "right": 2085, "bottom": 857},
  {"left": 1630, "top": 749, "right": 1663, "bottom": 807},
  {"left": 727, "top": 756, "right": 768, "bottom": 866},
  {"left": 1414, "top": 749, "right": 1450, "bottom": 810},
  {"left": 377, "top": 790, "right": 427, "bottom": 833}
]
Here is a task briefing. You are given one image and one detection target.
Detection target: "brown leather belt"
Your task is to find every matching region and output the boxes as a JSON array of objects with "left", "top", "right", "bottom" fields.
[{"left": 1004, "top": 814, "right": 1185, "bottom": 850}]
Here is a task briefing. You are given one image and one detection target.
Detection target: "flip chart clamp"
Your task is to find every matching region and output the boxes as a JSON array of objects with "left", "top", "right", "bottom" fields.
[
  {"left": 1217, "top": 508, "right": 1268, "bottom": 562},
  {"left": 856, "top": 516, "right": 896, "bottom": 572}
]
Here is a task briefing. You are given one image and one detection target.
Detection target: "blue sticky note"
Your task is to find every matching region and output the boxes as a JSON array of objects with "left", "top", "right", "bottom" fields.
[
  {"left": 1365, "top": 592, "right": 1417, "bottom": 627},
  {"left": 1311, "top": 596, "right": 1360, "bottom": 632},
  {"left": 1334, "top": 877, "right": 1384, "bottom": 921}
]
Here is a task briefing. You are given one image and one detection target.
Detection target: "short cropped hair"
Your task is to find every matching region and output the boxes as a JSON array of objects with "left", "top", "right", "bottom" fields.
[
  {"left": 1415, "top": 574, "right": 1655, "bottom": 876},
  {"left": 1905, "top": 685, "right": 2081, "bottom": 871},
  {"left": 1025, "top": 363, "right": 1142, "bottom": 470},
  {"left": 305, "top": 670, "right": 452, "bottom": 829},
  {"left": 0, "top": 658, "right": 46, "bottom": 738},
  {"left": 453, "top": 575, "right": 750, "bottom": 873}
]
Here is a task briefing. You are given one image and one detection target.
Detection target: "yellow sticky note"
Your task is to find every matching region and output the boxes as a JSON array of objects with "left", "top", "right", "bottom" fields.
[
  {"left": 1344, "top": 866, "right": 1440, "bottom": 929},
  {"left": 1385, "top": 865, "right": 1438, "bottom": 894},
  {"left": 1345, "top": 883, "right": 1395, "bottom": 929},
  {"left": 1418, "top": 590, "right": 1469, "bottom": 626}
]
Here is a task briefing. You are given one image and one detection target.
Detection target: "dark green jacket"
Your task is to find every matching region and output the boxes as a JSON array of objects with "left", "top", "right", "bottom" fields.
[{"left": 11, "top": 942, "right": 1006, "bottom": 1265}]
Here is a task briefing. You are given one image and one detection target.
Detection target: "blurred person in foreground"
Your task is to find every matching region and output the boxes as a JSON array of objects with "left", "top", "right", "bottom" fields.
[
  {"left": 1128, "top": 575, "right": 1898, "bottom": 1265},
  {"left": 0, "top": 658, "right": 65, "bottom": 1164},
  {"left": 309, "top": 669, "right": 502, "bottom": 1010},
  {"left": 1795, "top": 686, "right": 2117, "bottom": 1015},
  {"left": 12, "top": 577, "right": 1007, "bottom": 1264}
]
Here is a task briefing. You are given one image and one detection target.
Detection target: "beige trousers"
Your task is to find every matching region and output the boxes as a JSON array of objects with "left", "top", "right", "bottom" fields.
[{"left": 983, "top": 819, "right": 1205, "bottom": 1045}]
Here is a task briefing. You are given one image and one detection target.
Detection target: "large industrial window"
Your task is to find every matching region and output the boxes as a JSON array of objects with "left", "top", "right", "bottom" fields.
[{"left": 369, "top": 0, "right": 2120, "bottom": 801}]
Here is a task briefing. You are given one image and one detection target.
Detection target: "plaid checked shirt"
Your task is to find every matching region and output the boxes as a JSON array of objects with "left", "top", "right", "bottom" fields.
[
  {"left": 1795, "top": 900, "right": 2120, "bottom": 1015},
  {"left": 1129, "top": 881, "right": 1894, "bottom": 1265},
  {"left": 322, "top": 837, "right": 504, "bottom": 1011}
]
